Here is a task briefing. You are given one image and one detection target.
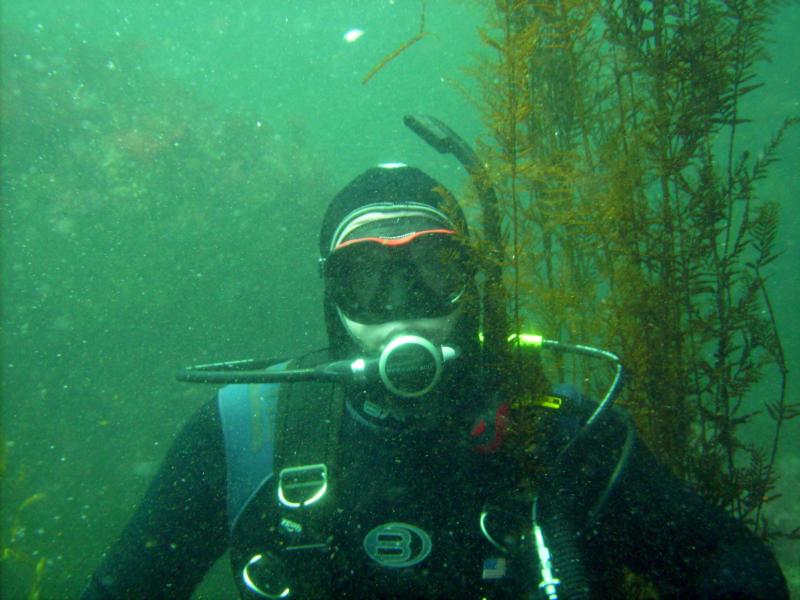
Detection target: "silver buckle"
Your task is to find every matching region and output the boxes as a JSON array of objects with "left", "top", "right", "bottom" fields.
[
  {"left": 277, "top": 464, "right": 328, "bottom": 508},
  {"left": 242, "top": 554, "right": 291, "bottom": 599}
]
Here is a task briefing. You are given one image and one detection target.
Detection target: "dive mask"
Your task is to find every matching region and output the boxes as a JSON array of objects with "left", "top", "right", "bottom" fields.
[{"left": 323, "top": 227, "right": 472, "bottom": 325}]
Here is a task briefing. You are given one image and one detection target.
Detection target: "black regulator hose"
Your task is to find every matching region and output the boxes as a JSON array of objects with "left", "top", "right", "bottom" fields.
[
  {"left": 545, "top": 517, "right": 591, "bottom": 600},
  {"left": 532, "top": 498, "right": 591, "bottom": 600}
]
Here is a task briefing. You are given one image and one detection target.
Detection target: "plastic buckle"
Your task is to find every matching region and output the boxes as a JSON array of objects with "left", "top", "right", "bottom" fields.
[{"left": 277, "top": 464, "right": 328, "bottom": 508}]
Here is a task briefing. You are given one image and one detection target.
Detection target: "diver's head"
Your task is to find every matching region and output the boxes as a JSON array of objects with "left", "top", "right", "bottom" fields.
[{"left": 319, "top": 164, "right": 478, "bottom": 367}]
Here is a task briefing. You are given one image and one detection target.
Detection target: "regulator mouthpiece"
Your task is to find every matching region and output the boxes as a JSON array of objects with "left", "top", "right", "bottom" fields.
[{"left": 379, "top": 335, "right": 452, "bottom": 397}]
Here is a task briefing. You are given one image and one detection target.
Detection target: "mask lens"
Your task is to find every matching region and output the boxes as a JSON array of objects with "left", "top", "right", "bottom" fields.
[
  {"left": 327, "top": 243, "right": 387, "bottom": 321},
  {"left": 409, "top": 234, "right": 469, "bottom": 302},
  {"left": 326, "top": 232, "right": 470, "bottom": 324}
]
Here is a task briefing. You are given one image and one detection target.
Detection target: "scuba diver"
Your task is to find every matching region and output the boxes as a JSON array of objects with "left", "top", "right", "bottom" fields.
[{"left": 82, "top": 117, "right": 788, "bottom": 599}]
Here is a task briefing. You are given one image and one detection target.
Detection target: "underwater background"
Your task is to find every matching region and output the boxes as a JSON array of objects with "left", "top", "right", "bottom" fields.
[{"left": 1, "top": 1, "right": 797, "bottom": 598}]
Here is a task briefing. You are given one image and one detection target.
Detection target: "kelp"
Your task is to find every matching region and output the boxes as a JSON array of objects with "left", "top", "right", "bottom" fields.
[{"left": 474, "top": 0, "right": 798, "bottom": 541}]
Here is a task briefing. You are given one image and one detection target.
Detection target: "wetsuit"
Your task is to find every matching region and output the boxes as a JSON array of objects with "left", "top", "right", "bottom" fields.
[{"left": 81, "top": 375, "right": 789, "bottom": 599}]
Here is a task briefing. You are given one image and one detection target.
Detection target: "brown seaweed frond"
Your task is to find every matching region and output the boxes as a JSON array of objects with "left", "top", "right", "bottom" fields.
[{"left": 362, "top": 1, "right": 430, "bottom": 85}]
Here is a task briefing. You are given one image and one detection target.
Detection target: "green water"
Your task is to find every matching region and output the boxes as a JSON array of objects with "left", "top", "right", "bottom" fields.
[{"left": 1, "top": 1, "right": 798, "bottom": 598}]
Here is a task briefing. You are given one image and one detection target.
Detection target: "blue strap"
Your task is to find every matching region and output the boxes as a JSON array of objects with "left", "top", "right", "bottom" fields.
[{"left": 218, "top": 362, "right": 288, "bottom": 533}]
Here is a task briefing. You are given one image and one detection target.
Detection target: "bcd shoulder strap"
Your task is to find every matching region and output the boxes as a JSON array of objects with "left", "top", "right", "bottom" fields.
[
  {"left": 271, "top": 350, "right": 346, "bottom": 562},
  {"left": 264, "top": 351, "right": 346, "bottom": 597},
  {"left": 228, "top": 351, "right": 347, "bottom": 599},
  {"left": 273, "top": 350, "right": 345, "bottom": 504}
]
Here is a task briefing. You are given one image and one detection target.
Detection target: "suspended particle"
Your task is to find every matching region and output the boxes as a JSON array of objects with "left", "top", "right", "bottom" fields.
[{"left": 344, "top": 28, "right": 364, "bottom": 43}]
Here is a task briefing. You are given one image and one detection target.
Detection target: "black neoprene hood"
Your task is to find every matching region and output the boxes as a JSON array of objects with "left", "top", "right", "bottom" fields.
[{"left": 319, "top": 166, "right": 469, "bottom": 258}]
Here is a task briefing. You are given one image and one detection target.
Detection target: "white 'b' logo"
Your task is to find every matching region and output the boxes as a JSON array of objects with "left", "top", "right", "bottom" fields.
[{"left": 363, "top": 522, "right": 432, "bottom": 568}]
